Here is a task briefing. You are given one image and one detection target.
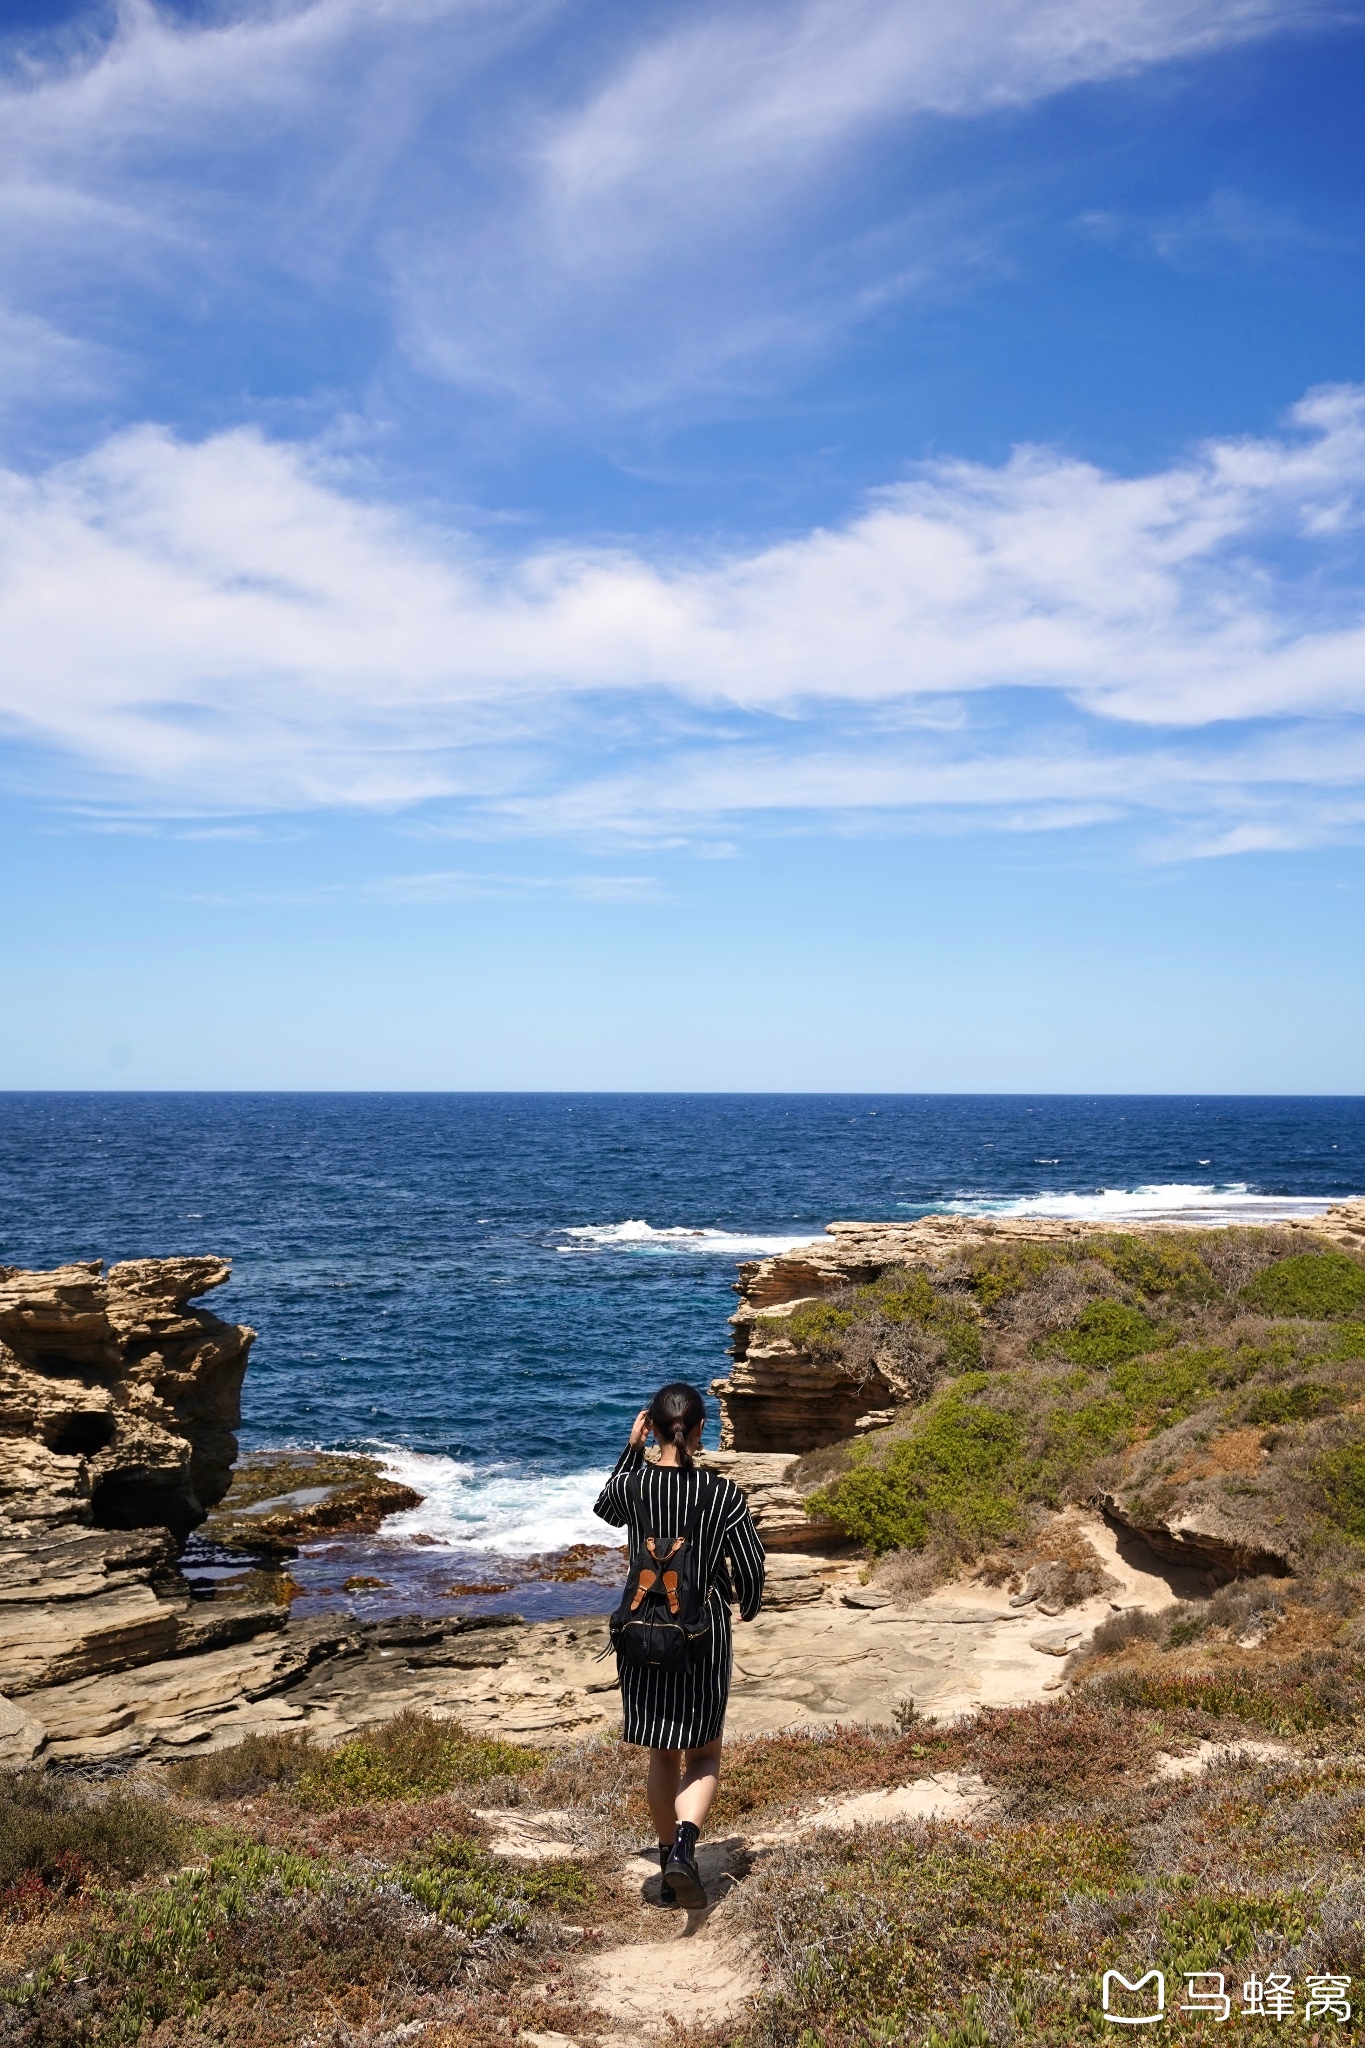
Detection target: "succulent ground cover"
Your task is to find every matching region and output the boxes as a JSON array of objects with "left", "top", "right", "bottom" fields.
[{"left": 780, "top": 1231, "right": 1365, "bottom": 1593}]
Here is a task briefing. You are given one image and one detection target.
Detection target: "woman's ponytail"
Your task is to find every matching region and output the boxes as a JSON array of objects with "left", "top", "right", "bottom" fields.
[{"left": 648, "top": 1381, "right": 706, "bottom": 1468}]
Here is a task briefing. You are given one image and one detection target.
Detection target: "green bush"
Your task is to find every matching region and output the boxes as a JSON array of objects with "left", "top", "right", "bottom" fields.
[
  {"left": 1244, "top": 1379, "right": 1339, "bottom": 1425},
  {"left": 1315, "top": 1432, "right": 1365, "bottom": 1541},
  {"left": 0, "top": 1775, "right": 183, "bottom": 1897},
  {"left": 171, "top": 1728, "right": 316, "bottom": 1799},
  {"left": 964, "top": 1243, "right": 1078, "bottom": 1310},
  {"left": 2, "top": 1835, "right": 469, "bottom": 2043},
  {"left": 761, "top": 1270, "right": 982, "bottom": 1373},
  {"left": 294, "top": 1709, "right": 542, "bottom": 1809},
  {"left": 1055, "top": 1300, "right": 1160, "bottom": 1367},
  {"left": 1242, "top": 1252, "right": 1365, "bottom": 1319},
  {"left": 1090, "top": 1232, "right": 1218, "bottom": 1302},
  {"left": 810, "top": 1340, "right": 1244, "bottom": 1557},
  {"left": 873, "top": 1271, "right": 983, "bottom": 1371},
  {"left": 759, "top": 1298, "right": 853, "bottom": 1355},
  {"left": 807, "top": 1385, "right": 1025, "bottom": 1553},
  {"left": 1095, "top": 1652, "right": 1365, "bottom": 1732}
]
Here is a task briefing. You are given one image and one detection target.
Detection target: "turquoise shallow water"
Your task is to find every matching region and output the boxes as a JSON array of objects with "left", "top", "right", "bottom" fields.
[{"left": 3, "top": 1091, "right": 1361, "bottom": 1616}]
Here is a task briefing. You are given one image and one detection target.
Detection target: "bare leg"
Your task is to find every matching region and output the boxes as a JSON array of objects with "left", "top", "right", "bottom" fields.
[
  {"left": 647, "top": 1747, "right": 682, "bottom": 1843},
  {"left": 674, "top": 1738, "right": 723, "bottom": 1830}
]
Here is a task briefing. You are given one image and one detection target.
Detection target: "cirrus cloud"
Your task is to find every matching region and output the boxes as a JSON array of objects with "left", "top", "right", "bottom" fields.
[{"left": 0, "top": 0, "right": 1327, "bottom": 416}]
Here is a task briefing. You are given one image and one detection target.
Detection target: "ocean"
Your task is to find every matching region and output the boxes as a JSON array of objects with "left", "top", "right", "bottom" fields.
[{"left": 3, "top": 1092, "right": 1362, "bottom": 1618}]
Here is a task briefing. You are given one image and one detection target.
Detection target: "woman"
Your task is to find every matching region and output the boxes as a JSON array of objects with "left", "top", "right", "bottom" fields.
[{"left": 594, "top": 1381, "right": 766, "bottom": 1910}]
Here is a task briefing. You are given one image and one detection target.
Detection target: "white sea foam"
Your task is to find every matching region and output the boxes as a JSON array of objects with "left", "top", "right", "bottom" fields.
[
  {"left": 561, "top": 1218, "right": 815, "bottom": 1256},
  {"left": 368, "top": 1445, "right": 613, "bottom": 1554},
  {"left": 942, "top": 1183, "right": 1347, "bottom": 1227}
]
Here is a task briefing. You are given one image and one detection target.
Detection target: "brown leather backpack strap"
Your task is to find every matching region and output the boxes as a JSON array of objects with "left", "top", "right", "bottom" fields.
[{"left": 630, "top": 1569, "right": 657, "bottom": 1611}]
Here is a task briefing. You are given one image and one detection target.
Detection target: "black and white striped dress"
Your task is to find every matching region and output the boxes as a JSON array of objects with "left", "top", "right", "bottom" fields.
[{"left": 594, "top": 1445, "right": 767, "bottom": 1751}]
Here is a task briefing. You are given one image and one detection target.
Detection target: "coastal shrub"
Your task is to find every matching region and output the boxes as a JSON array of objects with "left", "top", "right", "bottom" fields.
[
  {"left": 963, "top": 1232, "right": 1217, "bottom": 1311},
  {"left": 1243, "top": 1251, "right": 1365, "bottom": 1320},
  {"left": 714, "top": 1727, "right": 960, "bottom": 1822},
  {"left": 727, "top": 1821, "right": 1137, "bottom": 2047},
  {"left": 1055, "top": 1300, "right": 1161, "bottom": 1367},
  {"left": 760, "top": 1270, "right": 982, "bottom": 1376},
  {"left": 401, "top": 1833, "right": 587, "bottom": 1935},
  {"left": 1090, "top": 1232, "right": 1219, "bottom": 1303},
  {"left": 2, "top": 1837, "right": 473, "bottom": 2045},
  {"left": 807, "top": 1385, "right": 1026, "bottom": 1553},
  {"left": 1083, "top": 1606, "right": 1169, "bottom": 1659},
  {"left": 1205, "top": 1576, "right": 1286, "bottom": 1637},
  {"left": 293, "top": 1709, "right": 543, "bottom": 1808},
  {"left": 1243, "top": 1378, "right": 1339, "bottom": 1425},
  {"left": 864, "top": 1270, "right": 983, "bottom": 1371},
  {"left": 963, "top": 1242, "right": 1080, "bottom": 1310},
  {"left": 171, "top": 1728, "right": 317, "bottom": 1799},
  {"left": 809, "top": 1342, "right": 1244, "bottom": 1558},
  {"left": 723, "top": 1720, "right": 1365, "bottom": 2048},
  {"left": 1093, "top": 1649, "right": 1365, "bottom": 1732},
  {"left": 1314, "top": 1431, "right": 1365, "bottom": 1542},
  {"left": 0, "top": 1774, "right": 183, "bottom": 1901},
  {"left": 760, "top": 1297, "right": 853, "bottom": 1355}
]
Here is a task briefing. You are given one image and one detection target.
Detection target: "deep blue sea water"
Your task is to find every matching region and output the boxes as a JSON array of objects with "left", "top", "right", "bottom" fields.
[{"left": 3, "top": 1093, "right": 1362, "bottom": 1616}]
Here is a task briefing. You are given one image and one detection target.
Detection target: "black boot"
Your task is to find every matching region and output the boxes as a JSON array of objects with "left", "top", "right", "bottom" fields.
[
  {"left": 663, "top": 1821, "right": 706, "bottom": 1909},
  {"left": 657, "top": 1842, "right": 677, "bottom": 1907}
]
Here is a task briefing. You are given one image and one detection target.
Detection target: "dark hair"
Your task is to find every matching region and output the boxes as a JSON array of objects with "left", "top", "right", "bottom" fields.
[{"left": 648, "top": 1382, "right": 706, "bottom": 1468}]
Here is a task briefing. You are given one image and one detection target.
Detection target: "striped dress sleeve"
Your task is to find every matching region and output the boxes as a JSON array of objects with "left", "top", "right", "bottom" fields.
[
  {"left": 593, "top": 1442, "right": 644, "bottom": 1527},
  {"left": 722, "top": 1483, "right": 766, "bottom": 1620}
]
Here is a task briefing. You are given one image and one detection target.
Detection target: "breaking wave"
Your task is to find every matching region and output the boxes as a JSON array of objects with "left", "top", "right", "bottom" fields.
[
  {"left": 560, "top": 1218, "right": 816, "bottom": 1256},
  {"left": 368, "top": 1445, "right": 612, "bottom": 1554},
  {"left": 938, "top": 1183, "right": 1345, "bottom": 1227}
]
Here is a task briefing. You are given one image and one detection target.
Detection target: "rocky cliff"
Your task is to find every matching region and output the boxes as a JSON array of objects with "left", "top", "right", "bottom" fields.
[
  {"left": 0, "top": 1257, "right": 268, "bottom": 1698},
  {"left": 0, "top": 1256, "right": 254, "bottom": 1538},
  {"left": 715, "top": 1203, "right": 1365, "bottom": 1452}
]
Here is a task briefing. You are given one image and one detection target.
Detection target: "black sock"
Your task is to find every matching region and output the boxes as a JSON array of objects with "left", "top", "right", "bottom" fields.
[{"left": 672, "top": 1821, "right": 700, "bottom": 1862}]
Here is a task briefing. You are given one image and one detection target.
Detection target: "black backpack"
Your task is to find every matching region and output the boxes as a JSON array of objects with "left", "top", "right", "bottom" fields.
[{"left": 609, "top": 1470, "right": 717, "bottom": 1676}]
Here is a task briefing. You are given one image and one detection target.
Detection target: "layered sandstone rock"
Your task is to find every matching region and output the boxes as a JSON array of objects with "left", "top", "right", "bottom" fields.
[
  {"left": 697, "top": 1450, "right": 845, "bottom": 1551},
  {"left": 0, "top": 1257, "right": 269, "bottom": 1707},
  {"left": 0, "top": 1257, "right": 255, "bottom": 1538},
  {"left": 714, "top": 1202, "right": 1365, "bottom": 1453}
]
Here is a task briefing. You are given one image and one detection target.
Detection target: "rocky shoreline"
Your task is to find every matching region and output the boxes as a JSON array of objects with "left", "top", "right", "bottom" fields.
[{"left": 6, "top": 1200, "right": 1365, "bottom": 1772}]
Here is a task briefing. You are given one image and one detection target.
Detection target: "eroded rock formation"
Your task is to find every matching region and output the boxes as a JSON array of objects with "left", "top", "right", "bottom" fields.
[
  {"left": 0, "top": 1257, "right": 274, "bottom": 1706},
  {"left": 0, "top": 1257, "right": 255, "bottom": 1538}
]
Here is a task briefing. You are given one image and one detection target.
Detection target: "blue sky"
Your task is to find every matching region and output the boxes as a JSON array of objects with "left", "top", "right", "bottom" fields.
[{"left": 1, "top": 0, "right": 1363, "bottom": 1089}]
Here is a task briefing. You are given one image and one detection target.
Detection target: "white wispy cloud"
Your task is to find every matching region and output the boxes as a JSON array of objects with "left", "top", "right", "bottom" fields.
[
  {"left": 1081, "top": 186, "right": 1355, "bottom": 268},
  {"left": 177, "top": 867, "right": 662, "bottom": 906},
  {"left": 2, "top": 385, "right": 1364, "bottom": 847},
  {"left": 0, "top": 0, "right": 1320, "bottom": 415},
  {"left": 400, "top": 0, "right": 1321, "bottom": 400}
]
